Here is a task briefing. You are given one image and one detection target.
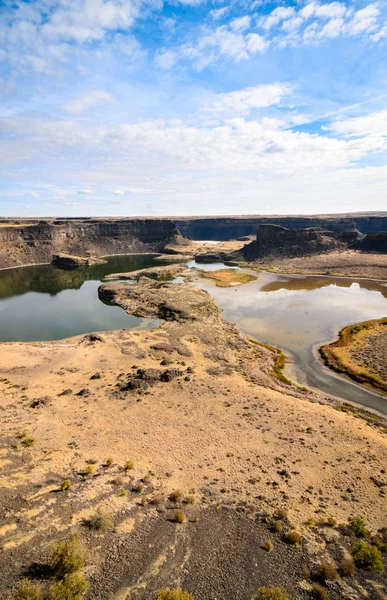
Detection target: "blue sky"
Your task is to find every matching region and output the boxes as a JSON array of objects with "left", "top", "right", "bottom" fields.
[{"left": 1, "top": 0, "right": 387, "bottom": 216}]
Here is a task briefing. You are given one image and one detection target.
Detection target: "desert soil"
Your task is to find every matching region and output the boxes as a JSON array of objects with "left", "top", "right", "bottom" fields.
[
  {"left": 320, "top": 318, "right": 387, "bottom": 395},
  {"left": 248, "top": 250, "right": 387, "bottom": 280},
  {"left": 1, "top": 278, "right": 386, "bottom": 599}
]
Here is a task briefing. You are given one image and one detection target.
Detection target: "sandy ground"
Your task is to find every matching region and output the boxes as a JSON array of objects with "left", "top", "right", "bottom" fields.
[
  {"left": 254, "top": 250, "right": 387, "bottom": 280},
  {"left": 1, "top": 278, "right": 386, "bottom": 598}
]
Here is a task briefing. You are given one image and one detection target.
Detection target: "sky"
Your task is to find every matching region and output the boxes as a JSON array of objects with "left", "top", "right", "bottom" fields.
[{"left": 1, "top": 0, "right": 387, "bottom": 217}]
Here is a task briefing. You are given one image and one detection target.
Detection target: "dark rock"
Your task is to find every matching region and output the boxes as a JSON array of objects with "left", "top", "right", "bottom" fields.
[
  {"left": 160, "top": 368, "right": 183, "bottom": 382},
  {"left": 76, "top": 388, "right": 90, "bottom": 397},
  {"left": 90, "top": 372, "right": 102, "bottom": 380},
  {"left": 354, "top": 231, "right": 387, "bottom": 253},
  {"left": 239, "top": 223, "right": 363, "bottom": 260},
  {"left": 58, "top": 389, "right": 72, "bottom": 396},
  {"left": 30, "top": 396, "right": 52, "bottom": 408}
]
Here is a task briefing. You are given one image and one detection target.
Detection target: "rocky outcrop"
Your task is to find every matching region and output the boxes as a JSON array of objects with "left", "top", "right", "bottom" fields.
[
  {"left": 103, "top": 264, "right": 187, "bottom": 281},
  {"left": 0, "top": 219, "right": 188, "bottom": 268},
  {"left": 354, "top": 232, "right": 387, "bottom": 253},
  {"left": 240, "top": 224, "right": 361, "bottom": 260},
  {"left": 98, "top": 279, "right": 219, "bottom": 322},
  {"left": 52, "top": 253, "right": 107, "bottom": 267}
]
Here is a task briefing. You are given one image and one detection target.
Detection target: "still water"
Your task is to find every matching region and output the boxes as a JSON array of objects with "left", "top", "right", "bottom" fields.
[
  {"left": 0, "top": 255, "right": 166, "bottom": 342},
  {"left": 193, "top": 267, "right": 387, "bottom": 415},
  {"left": 0, "top": 257, "right": 387, "bottom": 414}
]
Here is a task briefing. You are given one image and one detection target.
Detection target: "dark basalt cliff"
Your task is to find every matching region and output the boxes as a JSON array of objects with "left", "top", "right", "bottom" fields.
[
  {"left": 0, "top": 219, "right": 187, "bottom": 269},
  {"left": 1, "top": 213, "right": 387, "bottom": 269},
  {"left": 173, "top": 213, "right": 387, "bottom": 240},
  {"left": 240, "top": 223, "right": 362, "bottom": 260},
  {"left": 354, "top": 231, "right": 387, "bottom": 253}
]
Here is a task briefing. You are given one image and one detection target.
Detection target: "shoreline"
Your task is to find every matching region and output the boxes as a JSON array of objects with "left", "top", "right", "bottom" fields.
[{"left": 319, "top": 318, "right": 387, "bottom": 397}]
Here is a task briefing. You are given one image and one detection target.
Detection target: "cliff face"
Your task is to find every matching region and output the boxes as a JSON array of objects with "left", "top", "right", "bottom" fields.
[
  {"left": 241, "top": 224, "right": 360, "bottom": 260},
  {"left": 354, "top": 232, "right": 387, "bottom": 253},
  {"left": 0, "top": 219, "right": 186, "bottom": 268},
  {"left": 174, "top": 214, "right": 387, "bottom": 240}
]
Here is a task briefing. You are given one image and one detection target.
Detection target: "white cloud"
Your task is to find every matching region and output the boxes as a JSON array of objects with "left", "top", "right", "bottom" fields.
[
  {"left": 346, "top": 4, "right": 379, "bottom": 35},
  {"left": 61, "top": 90, "right": 115, "bottom": 115},
  {"left": 155, "top": 50, "right": 177, "bottom": 69},
  {"left": 206, "top": 83, "right": 293, "bottom": 114},
  {"left": 113, "top": 188, "right": 125, "bottom": 195},
  {"left": 328, "top": 110, "right": 387, "bottom": 137},
  {"left": 209, "top": 7, "right": 229, "bottom": 20},
  {"left": 78, "top": 187, "right": 93, "bottom": 194},
  {"left": 230, "top": 16, "right": 251, "bottom": 32},
  {"left": 260, "top": 7, "right": 295, "bottom": 30}
]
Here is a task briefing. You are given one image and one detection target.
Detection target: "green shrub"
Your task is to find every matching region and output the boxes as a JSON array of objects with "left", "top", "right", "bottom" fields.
[
  {"left": 348, "top": 515, "right": 369, "bottom": 538},
  {"left": 339, "top": 558, "right": 355, "bottom": 577},
  {"left": 252, "top": 587, "right": 291, "bottom": 600},
  {"left": 21, "top": 436, "right": 35, "bottom": 448},
  {"left": 105, "top": 457, "right": 113, "bottom": 467},
  {"left": 49, "top": 534, "right": 88, "bottom": 577},
  {"left": 311, "top": 585, "right": 329, "bottom": 600},
  {"left": 283, "top": 530, "right": 301, "bottom": 545},
  {"left": 273, "top": 520, "right": 283, "bottom": 533},
  {"left": 174, "top": 510, "right": 186, "bottom": 524},
  {"left": 87, "top": 507, "right": 114, "bottom": 531},
  {"left": 264, "top": 539, "right": 274, "bottom": 552},
  {"left": 60, "top": 480, "right": 71, "bottom": 492},
  {"left": 314, "top": 562, "right": 337, "bottom": 582},
  {"left": 49, "top": 574, "right": 89, "bottom": 600},
  {"left": 10, "top": 579, "right": 44, "bottom": 600},
  {"left": 157, "top": 589, "right": 194, "bottom": 600},
  {"left": 124, "top": 459, "right": 134, "bottom": 471},
  {"left": 84, "top": 465, "right": 94, "bottom": 475},
  {"left": 351, "top": 541, "right": 384, "bottom": 573}
]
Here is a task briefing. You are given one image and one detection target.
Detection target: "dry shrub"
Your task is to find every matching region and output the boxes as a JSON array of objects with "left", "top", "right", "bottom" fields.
[
  {"left": 10, "top": 579, "right": 44, "bottom": 600},
  {"left": 283, "top": 530, "right": 302, "bottom": 545},
  {"left": 87, "top": 508, "right": 114, "bottom": 531},
  {"left": 48, "top": 573, "right": 89, "bottom": 600},
  {"left": 157, "top": 589, "right": 194, "bottom": 600},
  {"left": 339, "top": 558, "right": 355, "bottom": 577},
  {"left": 49, "top": 535, "right": 88, "bottom": 578},
  {"left": 252, "top": 587, "right": 291, "bottom": 600}
]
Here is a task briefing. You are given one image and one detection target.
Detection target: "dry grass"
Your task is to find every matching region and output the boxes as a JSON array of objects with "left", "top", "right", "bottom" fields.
[{"left": 199, "top": 268, "right": 256, "bottom": 287}]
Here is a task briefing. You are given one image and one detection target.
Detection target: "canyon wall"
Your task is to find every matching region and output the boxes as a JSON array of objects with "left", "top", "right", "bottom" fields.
[
  {"left": 0, "top": 219, "right": 186, "bottom": 268},
  {"left": 240, "top": 224, "right": 360, "bottom": 260},
  {"left": 173, "top": 214, "right": 387, "bottom": 240},
  {"left": 1, "top": 213, "right": 387, "bottom": 269}
]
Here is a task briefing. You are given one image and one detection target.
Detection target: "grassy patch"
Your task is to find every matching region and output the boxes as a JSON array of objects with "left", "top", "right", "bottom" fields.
[{"left": 199, "top": 268, "right": 256, "bottom": 287}]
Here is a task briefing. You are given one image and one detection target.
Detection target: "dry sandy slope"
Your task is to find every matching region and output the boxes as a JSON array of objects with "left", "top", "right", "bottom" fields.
[{"left": 1, "top": 279, "right": 386, "bottom": 598}]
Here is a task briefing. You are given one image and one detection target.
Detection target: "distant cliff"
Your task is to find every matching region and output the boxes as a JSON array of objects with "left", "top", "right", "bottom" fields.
[
  {"left": 1, "top": 213, "right": 387, "bottom": 269},
  {"left": 0, "top": 219, "right": 188, "bottom": 269},
  {"left": 240, "top": 224, "right": 362, "bottom": 260},
  {"left": 354, "top": 232, "right": 387, "bottom": 253},
  {"left": 173, "top": 213, "right": 387, "bottom": 240}
]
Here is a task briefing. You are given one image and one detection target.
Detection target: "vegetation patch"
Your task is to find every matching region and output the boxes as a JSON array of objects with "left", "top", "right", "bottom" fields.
[
  {"left": 252, "top": 587, "right": 291, "bottom": 600},
  {"left": 319, "top": 317, "right": 387, "bottom": 395},
  {"left": 49, "top": 535, "right": 88, "bottom": 577},
  {"left": 199, "top": 268, "right": 256, "bottom": 287},
  {"left": 351, "top": 540, "right": 385, "bottom": 573}
]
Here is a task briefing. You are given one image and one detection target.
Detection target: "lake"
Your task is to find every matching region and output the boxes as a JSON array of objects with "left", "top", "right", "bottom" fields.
[{"left": 1, "top": 256, "right": 387, "bottom": 414}]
